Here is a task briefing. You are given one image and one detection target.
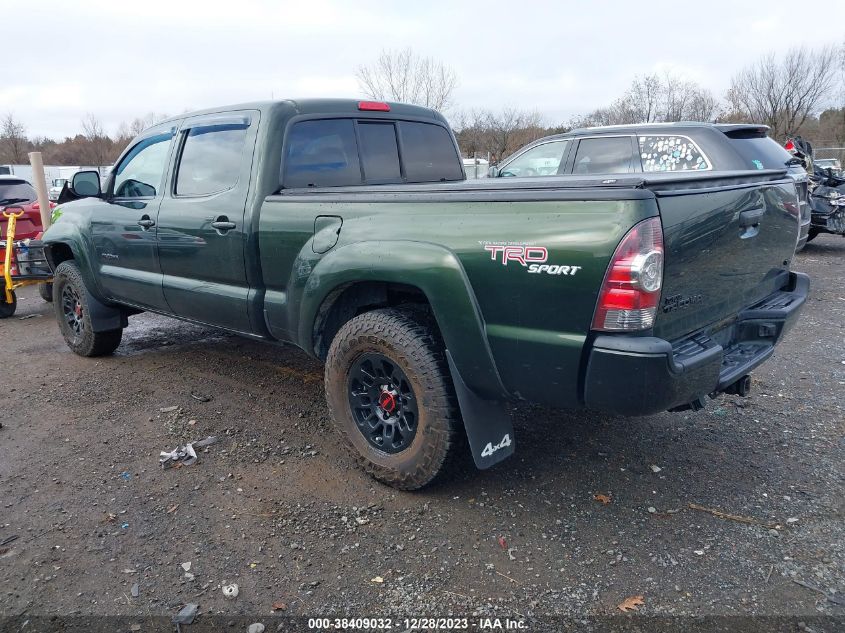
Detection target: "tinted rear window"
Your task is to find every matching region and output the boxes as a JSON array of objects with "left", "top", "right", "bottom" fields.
[
  {"left": 284, "top": 119, "right": 361, "bottom": 188},
  {"left": 282, "top": 118, "right": 462, "bottom": 188},
  {"left": 399, "top": 121, "right": 463, "bottom": 182},
  {"left": 0, "top": 180, "right": 36, "bottom": 203},
  {"left": 358, "top": 122, "right": 401, "bottom": 182},
  {"left": 726, "top": 135, "right": 793, "bottom": 170}
]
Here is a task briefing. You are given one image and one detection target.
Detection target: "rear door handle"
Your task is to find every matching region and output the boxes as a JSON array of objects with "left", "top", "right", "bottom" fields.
[
  {"left": 739, "top": 208, "right": 764, "bottom": 228},
  {"left": 137, "top": 217, "right": 155, "bottom": 229},
  {"left": 211, "top": 216, "right": 236, "bottom": 232}
]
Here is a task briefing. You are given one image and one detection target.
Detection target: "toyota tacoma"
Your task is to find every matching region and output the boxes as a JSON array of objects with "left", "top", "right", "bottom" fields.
[{"left": 42, "top": 99, "right": 808, "bottom": 489}]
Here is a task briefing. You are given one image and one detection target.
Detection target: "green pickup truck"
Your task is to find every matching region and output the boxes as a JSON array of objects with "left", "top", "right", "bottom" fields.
[{"left": 42, "top": 99, "right": 809, "bottom": 489}]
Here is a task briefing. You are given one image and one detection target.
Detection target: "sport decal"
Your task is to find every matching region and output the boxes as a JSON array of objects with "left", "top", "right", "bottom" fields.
[{"left": 480, "top": 241, "right": 581, "bottom": 276}]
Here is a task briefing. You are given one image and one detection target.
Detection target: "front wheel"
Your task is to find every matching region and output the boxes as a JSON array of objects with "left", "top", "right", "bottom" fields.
[
  {"left": 53, "top": 261, "right": 123, "bottom": 356},
  {"left": 324, "top": 308, "right": 461, "bottom": 490}
]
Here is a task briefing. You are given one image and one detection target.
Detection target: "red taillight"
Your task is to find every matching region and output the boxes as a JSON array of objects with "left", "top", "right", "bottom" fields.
[
  {"left": 358, "top": 101, "right": 390, "bottom": 112},
  {"left": 592, "top": 217, "right": 664, "bottom": 332},
  {"left": 784, "top": 139, "right": 795, "bottom": 152}
]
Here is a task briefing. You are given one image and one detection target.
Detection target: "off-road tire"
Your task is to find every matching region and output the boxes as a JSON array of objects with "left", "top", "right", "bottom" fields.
[
  {"left": 0, "top": 287, "right": 16, "bottom": 318},
  {"left": 53, "top": 261, "right": 122, "bottom": 357},
  {"left": 325, "top": 308, "right": 461, "bottom": 490},
  {"left": 39, "top": 282, "right": 53, "bottom": 302}
]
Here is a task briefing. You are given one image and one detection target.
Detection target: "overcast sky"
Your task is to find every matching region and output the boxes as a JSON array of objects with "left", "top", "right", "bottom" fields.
[{"left": 3, "top": 0, "right": 844, "bottom": 139}]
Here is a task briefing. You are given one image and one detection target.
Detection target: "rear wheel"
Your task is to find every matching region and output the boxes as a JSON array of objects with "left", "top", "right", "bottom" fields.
[
  {"left": 325, "top": 308, "right": 461, "bottom": 490},
  {"left": 0, "top": 287, "right": 16, "bottom": 318},
  {"left": 53, "top": 261, "right": 122, "bottom": 357}
]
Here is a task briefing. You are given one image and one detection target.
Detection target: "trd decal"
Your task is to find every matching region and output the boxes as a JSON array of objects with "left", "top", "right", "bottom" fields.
[
  {"left": 483, "top": 244, "right": 548, "bottom": 266},
  {"left": 481, "top": 242, "right": 581, "bottom": 276},
  {"left": 527, "top": 264, "right": 582, "bottom": 276}
]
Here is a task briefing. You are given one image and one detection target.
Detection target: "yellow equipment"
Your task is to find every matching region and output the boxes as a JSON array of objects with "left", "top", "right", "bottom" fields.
[{"left": 2, "top": 207, "right": 53, "bottom": 318}]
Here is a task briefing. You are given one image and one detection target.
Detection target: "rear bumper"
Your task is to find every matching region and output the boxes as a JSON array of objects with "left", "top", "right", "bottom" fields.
[{"left": 583, "top": 272, "right": 809, "bottom": 416}]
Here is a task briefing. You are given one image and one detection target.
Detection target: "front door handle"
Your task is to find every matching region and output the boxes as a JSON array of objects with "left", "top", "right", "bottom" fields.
[
  {"left": 137, "top": 216, "right": 155, "bottom": 230},
  {"left": 211, "top": 216, "right": 236, "bottom": 232}
]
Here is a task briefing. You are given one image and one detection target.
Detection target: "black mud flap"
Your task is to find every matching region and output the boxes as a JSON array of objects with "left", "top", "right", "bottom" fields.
[
  {"left": 446, "top": 351, "right": 514, "bottom": 469},
  {"left": 84, "top": 286, "right": 128, "bottom": 332}
]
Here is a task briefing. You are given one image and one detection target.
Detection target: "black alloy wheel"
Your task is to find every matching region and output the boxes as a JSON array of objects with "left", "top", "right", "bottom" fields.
[{"left": 347, "top": 353, "right": 419, "bottom": 454}]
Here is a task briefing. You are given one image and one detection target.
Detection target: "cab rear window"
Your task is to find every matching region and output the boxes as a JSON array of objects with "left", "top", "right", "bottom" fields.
[
  {"left": 284, "top": 119, "right": 361, "bottom": 188},
  {"left": 282, "top": 118, "right": 461, "bottom": 188},
  {"left": 399, "top": 121, "right": 463, "bottom": 182}
]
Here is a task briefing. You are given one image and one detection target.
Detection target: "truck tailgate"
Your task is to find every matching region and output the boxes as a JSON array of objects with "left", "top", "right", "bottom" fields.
[{"left": 649, "top": 171, "right": 799, "bottom": 342}]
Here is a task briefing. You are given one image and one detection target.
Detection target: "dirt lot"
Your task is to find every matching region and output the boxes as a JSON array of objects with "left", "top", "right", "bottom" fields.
[{"left": 1, "top": 236, "right": 843, "bottom": 630}]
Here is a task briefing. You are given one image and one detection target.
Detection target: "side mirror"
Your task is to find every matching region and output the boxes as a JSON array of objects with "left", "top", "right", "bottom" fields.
[
  {"left": 71, "top": 170, "right": 101, "bottom": 197},
  {"left": 487, "top": 165, "right": 499, "bottom": 178}
]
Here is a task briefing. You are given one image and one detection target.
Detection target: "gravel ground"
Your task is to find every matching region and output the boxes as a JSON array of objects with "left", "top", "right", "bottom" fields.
[{"left": 0, "top": 235, "right": 843, "bottom": 629}]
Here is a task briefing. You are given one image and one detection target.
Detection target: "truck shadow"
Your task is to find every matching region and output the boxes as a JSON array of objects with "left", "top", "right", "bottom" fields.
[{"left": 110, "top": 306, "right": 803, "bottom": 513}]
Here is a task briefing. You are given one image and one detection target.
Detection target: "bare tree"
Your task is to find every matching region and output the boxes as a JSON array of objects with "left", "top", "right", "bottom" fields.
[
  {"left": 727, "top": 46, "right": 839, "bottom": 140},
  {"left": 1, "top": 112, "right": 28, "bottom": 163},
  {"left": 571, "top": 74, "right": 719, "bottom": 128},
  {"left": 81, "top": 113, "right": 112, "bottom": 166},
  {"left": 357, "top": 48, "right": 458, "bottom": 111},
  {"left": 454, "top": 108, "right": 545, "bottom": 162}
]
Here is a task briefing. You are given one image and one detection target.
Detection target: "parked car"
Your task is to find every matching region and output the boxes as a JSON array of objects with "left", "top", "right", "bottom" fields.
[
  {"left": 815, "top": 158, "right": 842, "bottom": 176},
  {"left": 49, "top": 178, "right": 69, "bottom": 201},
  {"left": 43, "top": 100, "right": 807, "bottom": 489},
  {"left": 491, "top": 123, "right": 812, "bottom": 251},
  {"left": 0, "top": 176, "right": 49, "bottom": 242}
]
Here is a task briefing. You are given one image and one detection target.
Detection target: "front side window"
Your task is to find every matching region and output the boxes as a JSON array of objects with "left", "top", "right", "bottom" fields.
[
  {"left": 176, "top": 124, "right": 249, "bottom": 196},
  {"left": 113, "top": 132, "right": 174, "bottom": 198},
  {"left": 501, "top": 140, "right": 569, "bottom": 177},
  {"left": 639, "top": 135, "right": 710, "bottom": 172},
  {"left": 284, "top": 119, "right": 361, "bottom": 188},
  {"left": 573, "top": 137, "right": 636, "bottom": 175}
]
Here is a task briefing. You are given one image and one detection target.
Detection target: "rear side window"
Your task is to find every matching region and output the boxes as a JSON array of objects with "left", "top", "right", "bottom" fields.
[
  {"left": 399, "top": 121, "right": 463, "bottom": 182},
  {"left": 358, "top": 122, "right": 401, "bottom": 182},
  {"left": 176, "top": 123, "right": 249, "bottom": 196},
  {"left": 284, "top": 119, "right": 361, "bottom": 188},
  {"left": 572, "top": 137, "right": 636, "bottom": 174},
  {"left": 639, "top": 135, "right": 710, "bottom": 172},
  {"left": 727, "top": 135, "right": 793, "bottom": 170}
]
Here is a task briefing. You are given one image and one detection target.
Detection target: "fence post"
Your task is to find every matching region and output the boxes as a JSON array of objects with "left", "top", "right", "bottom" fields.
[{"left": 27, "top": 152, "right": 52, "bottom": 231}]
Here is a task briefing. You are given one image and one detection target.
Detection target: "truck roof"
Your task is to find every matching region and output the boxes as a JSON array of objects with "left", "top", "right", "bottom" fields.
[
  {"left": 563, "top": 122, "right": 770, "bottom": 137},
  {"left": 156, "top": 98, "right": 447, "bottom": 127}
]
